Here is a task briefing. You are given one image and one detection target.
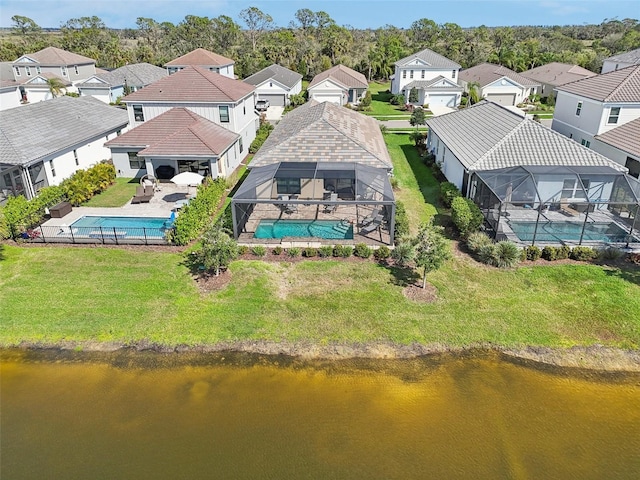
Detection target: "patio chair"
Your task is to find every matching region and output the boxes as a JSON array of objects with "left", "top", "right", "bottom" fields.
[
  {"left": 131, "top": 186, "right": 152, "bottom": 204},
  {"left": 360, "top": 217, "right": 383, "bottom": 235},
  {"left": 560, "top": 199, "right": 579, "bottom": 217},
  {"left": 359, "top": 208, "right": 380, "bottom": 226},
  {"left": 323, "top": 193, "right": 338, "bottom": 213}
]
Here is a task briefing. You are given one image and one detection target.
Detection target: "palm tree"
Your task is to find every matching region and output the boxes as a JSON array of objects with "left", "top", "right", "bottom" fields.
[
  {"left": 467, "top": 81, "right": 480, "bottom": 107},
  {"left": 46, "top": 77, "right": 67, "bottom": 98}
]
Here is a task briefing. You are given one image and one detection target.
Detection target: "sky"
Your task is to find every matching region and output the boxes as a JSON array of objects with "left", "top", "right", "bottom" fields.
[{"left": 0, "top": 0, "right": 638, "bottom": 30}]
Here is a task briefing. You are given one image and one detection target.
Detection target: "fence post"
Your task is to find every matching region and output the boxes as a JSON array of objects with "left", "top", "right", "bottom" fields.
[
  {"left": 114, "top": 227, "right": 119, "bottom": 245},
  {"left": 143, "top": 227, "right": 148, "bottom": 246},
  {"left": 99, "top": 226, "right": 105, "bottom": 244},
  {"left": 39, "top": 225, "right": 45, "bottom": 243},
  {"left": 70, "top": 225, "right": 75, "bottom": 244}
]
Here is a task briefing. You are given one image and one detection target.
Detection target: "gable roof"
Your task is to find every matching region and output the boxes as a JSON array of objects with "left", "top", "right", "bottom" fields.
[
  {"left": 250, "top": 101, "right": 392, "bottom": 169},
  {"left": 105, "top": 107, "right": 238, "bottom": 157},
  {"left": 594, "top": 117, "right": 640, "bottom": 158},
  {"left": 0, "top": 96, "right": 128, "bottom": 166},
  {"left": 78, "top": 63, "right": 167, "bottom": 88},
  {"left": 308, "top": 64, "right": 368, "bottom": 90},
  {"left": 522, "top": 62, "right": 596, "bottom": 87},
  {"left": 603, "top": 47, "right": 640, "bottom": 65},
  {"left": 555, "top": 65, "right": 640, "bottom": 102},
  {"left": 243, "top": 64, "right": 302, "bottom": 89},
  {"left": 395, "top": 48, "right": 461, "bottom": 69},
  {"left": 459, "top": 63, "right": 539, "bottom": 88},
  {"left": 165, "top": 48, "right": 234, "bottom": 67},
  {"left": 122, "top": 66, "right": 254, "bottom": 103},
  {"left": 21, "top": 72, "right": 72, "bottom": 86},
  {"left": 426, "top": 100, "right": 625, "bottom": 171},
  {"left": 405, "top": 76, "right": 463, "bottom": 91},
  {"left": 15, "top": 47, "right": 95, "bottom": 66}
]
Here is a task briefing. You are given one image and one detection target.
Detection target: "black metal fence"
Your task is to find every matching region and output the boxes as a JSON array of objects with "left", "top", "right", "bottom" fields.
[{"left": 14, "top": 224, "right": 172, "bottom": 245}]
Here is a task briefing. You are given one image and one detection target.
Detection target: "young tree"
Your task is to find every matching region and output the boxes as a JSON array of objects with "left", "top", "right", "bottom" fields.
[
  {"left": 193, "top": 221, "right": 239, "bottom": 276},
  {"left": 47, "top": 77, "right": 67, "bottom": 98},
  {"left": 467, "top": 82, "right": 480, "bottom": 107},
  {"left": 414, "top": 221, "right": 451, "bottom": 289},
  {"left": 410, "top": 107, "right": 426, "bottom": 130},
  {"left": 408, "top": 87, "right": 419, "bottom": 103}
]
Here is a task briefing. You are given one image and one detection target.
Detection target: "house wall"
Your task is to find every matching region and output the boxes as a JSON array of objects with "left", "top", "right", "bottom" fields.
[
  {"left": 391, "top": 60, "right": 458, "bottom": 94},
  {"left": 429, "top": 130, "right": 466, "bottom": 190},
  {"left": 591, "top": 139, "right": 640, "bottom": 170},
  {"left": 0, "top": 87, "right": 21, "bottom": 111},
  {"left": 79, "top": 87, "right": 112, "bottom": 104},
  {"left": 167, "top": 64, "right": 235, "bottom": 79},
  {"left": 308, "top": 80, "right": 346, "bottom": 105},
  {"left": 13, "top": 64, "right": 96, "bottom": 84},
  {"left": 481, "top": 78, "right": 530, "bottom": 105},
  {"left": 535, "top": 174, "right": 615, "bottom": 207},
  {"left": 601, "top": 60, "right": 635, "bottom": 74},
  {"left": 596, "top": 104, "right": 640, "bottom": 135}
]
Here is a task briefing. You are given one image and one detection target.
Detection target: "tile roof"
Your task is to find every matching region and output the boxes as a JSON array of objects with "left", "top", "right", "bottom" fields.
[
  {"left": 395, "top": 48, "right": 461, "bottom": 69},
  {"left": 555, "top": 65, "right": 640, "bottom": 102},
  {"left": 0, "top": 96, "right": 128, "bottom": 166},
  {"left": 308, "top": 64, "right": 368, "bottom": 90},
  {"left": 16, "top": 46, "right": 95, "bottom": 66},
  {"left": 459, "top": 63, "right": 539, "bottom": 88},
  {"left": 522, "top": 62, "right": 596, "bottom": 87},
  {"left": 243, "top": 64, "right": 302, "bottom": 89},
  {"left": 594, "top": 117, "right": 640, "bottom": 158},
  {"left": 405, "top": 76, "right": 463, "bottom": 91},
  {"left": 122, "top": 66, "right": 254, "bottom": 103},
  {"left": 106, "top": 108, "right": 238, "bottom": 157},
  {"left": 603, "top": 47, "right": 640, "bottom": 65},
  {"left": 78, "top": 63, "right": 167, "bottom": 88},
  {"left": 426, "top": 101, "right": 625, "bottom": 171},
  {"left": 250, "top": 101, "right": 392, "bottom": 169},
  {"left": 165, "top": 48, "right": 234, "bottom": 67},
  {"left": 22, "top": 73, "right": 72, "bottom": 86}
]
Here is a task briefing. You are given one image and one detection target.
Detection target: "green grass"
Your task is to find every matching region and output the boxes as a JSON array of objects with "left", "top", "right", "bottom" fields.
[
  {"left": 364, "top": 81, "right": 409, "bottom": 117},
  {"left": 83, "top": 178, "right": 138, "bottom": 207}
]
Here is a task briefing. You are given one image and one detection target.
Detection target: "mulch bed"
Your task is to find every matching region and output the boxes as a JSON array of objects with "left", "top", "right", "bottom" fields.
[
  {"left": 402, "top": 282, "right": 438, "bottom": 303},
  {"left": 196, "top": 269, "right": 232, "bottom": 293}
]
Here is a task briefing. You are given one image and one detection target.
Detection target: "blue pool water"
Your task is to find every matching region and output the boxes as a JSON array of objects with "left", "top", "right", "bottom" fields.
[
  {"left": 70, "top": 216, "right": 173, "bottom": 237},
  {"left": 510, "top": 221, "right": 629, "bottom": 243},
  {"left": 254, "top": 219, "right": 354, "bottom": 240}
]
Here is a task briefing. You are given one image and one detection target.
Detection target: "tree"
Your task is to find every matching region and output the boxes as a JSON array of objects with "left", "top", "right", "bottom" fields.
[
  {"left": 467, "top": 81, "right": 480, "bottom": 106},
  {"left": 193, "top": 221, "right": 239, "bottom": 276},
  {"left": 47, "top": 77, "right": 67, "bottom": 98},
  {"left": 414, "top": 221, "right": 451, "bottom": 289},
  {"left": 391, "top": 239, "right": 415, "bottom": 266},
  {"left": 408, "top": 87, "right": 419, "bottom": 103},
  {"left": 11, "top": 15, "right": 41, "bottom": 36},
  {"left": 240, "top": 7, "right": 273, "bottom": 51},
  {"left": 410, "top": 107, "right": 426, "bottom": 129}
]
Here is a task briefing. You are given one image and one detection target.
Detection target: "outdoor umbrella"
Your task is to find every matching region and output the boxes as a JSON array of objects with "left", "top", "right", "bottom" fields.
[{"left": 170, "top": 172, "right": 204, "bottom": 196}]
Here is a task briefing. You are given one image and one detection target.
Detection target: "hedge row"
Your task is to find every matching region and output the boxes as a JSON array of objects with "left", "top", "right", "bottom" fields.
[{"left": 239, "top": 244, "right": 392, "bottom": 260}]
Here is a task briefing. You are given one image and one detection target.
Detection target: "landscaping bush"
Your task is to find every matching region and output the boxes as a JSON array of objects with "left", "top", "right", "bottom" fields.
[
  {"left": 391, "top": 240, "right": 415, "bottom": 266},
  {"left": 541, "top": 246, "right": 557, "bottom": 261},
  {"left": 354, "top": 243, "right": 372, "bottom": 258},
  {"left": 64, "top": 162, "right": 116, "bottom": 206},
  {"left": 333, "top": 245, "right": 353, "bottom": 258},
  {"left": 272, "top": 246, "right": 283, "bottom": 255},
  {"left": 556, "top": 245, "right": 571, "bottom": 259},
  {"left": 0, "top": 184, "right": 66, "bottom": 238},
  {"left": 598, "top": 246, "right": 623, "bottom": 261},
  {"left": 389, "top": 93, "right": 405, "bottom": 105},
  {"left": 0, "top": 208, "right": 9, "bottom": 239},
  {"left": 302, "top": 247, "right": 317, "bottom": 257},
  {"left": 251, "top": 245, "right": 267, "bottom": 257},
  {"left": 373, "top": 245, "right": 391, "bottom": 260},
  {"left": 287, "top": 247, "right": 301, "bottom": 257},
  {"left": 238, "top": 245, "right": 249, "bottom": 255},
  {"left": 394, "top": 201, "right": 410, "bottom": 240},
  {"left": 570, "top": 246, "right": 598, "bottom": 261},
  {"left": 359, "top": 91, "right": 372, "bottom": 107},
  {"left": 318, "top": 245, "right": 334, "bottom": 257},
  {"left": 249, "top": 121, "right": 275, "bottom": 153},
  {"left": 466, "top": 231, "right": 493, "bottom": 253},
  {"left": 190, "top": 221, "right": 238, "bottom": 276},
  {"left": 525, "top": 245, "right": 542, "bottom": 261},
  {"left": 390, "top": 177, "right": 399, "bottom": 190},
  {"left": 440, "top": 182, "right": 462, "bottom": 208},
  {"left": 479, "top": 241, "right": 521, "bottom": 268}
]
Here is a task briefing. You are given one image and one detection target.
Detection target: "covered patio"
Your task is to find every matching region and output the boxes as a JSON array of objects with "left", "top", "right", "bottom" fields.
[
  {"left": 232, "top": 161, "right": 396, "bottom": 246},
  {"left": 469, "top": 166, "right": 640, "bottom": 247}
]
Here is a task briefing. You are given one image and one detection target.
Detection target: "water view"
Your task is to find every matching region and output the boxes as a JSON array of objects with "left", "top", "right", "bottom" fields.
[{"left": 1, "top": 349, "right": 639, "bottom": 479}]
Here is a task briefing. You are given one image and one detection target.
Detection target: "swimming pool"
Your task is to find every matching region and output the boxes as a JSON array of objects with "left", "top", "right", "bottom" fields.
[
  {"left": 70, "top": 216, "right": 174, "bottom": 238},
  {"left": 509, "top": 221, "right": 629, "bottom": 243},
  {"left": 254, "top": 219, "right": 354, "bottom": 240}
]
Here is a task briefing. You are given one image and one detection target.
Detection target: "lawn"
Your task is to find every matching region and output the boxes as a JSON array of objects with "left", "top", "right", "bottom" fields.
[
  {"left": 365, "top": 81, "right": 409, "bottom": 117},
  {"left": 83, "top": 177, "right": 138, "bottom": 207}
]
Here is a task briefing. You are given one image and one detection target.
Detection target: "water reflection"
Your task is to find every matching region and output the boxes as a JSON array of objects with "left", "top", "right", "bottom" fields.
[{"left": 2, "top": 349, "right": 639, "bottom": 479}]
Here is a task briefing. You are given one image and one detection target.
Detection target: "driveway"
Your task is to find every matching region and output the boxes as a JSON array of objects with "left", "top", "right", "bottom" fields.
[
  {"left": 429, "top": 105, "right": 456, "bottom": 116},
  {"left": 265, "top": 106, "right": 284, "bottom": 122}
]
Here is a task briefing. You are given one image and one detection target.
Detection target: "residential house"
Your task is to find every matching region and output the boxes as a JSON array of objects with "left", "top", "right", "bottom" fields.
[
  {"left": 11, "top": 46, "right": 96, "bottom": 89},
  {"left": 0, "top": 79, "right": 21, "bottom": 111},
  {"left": 601, "top": 47, "right": 640, "bottom": 73},
  {"left": 592, "top": 118, "right": 640, "bottom": 178},
  {"left": 458, "top": 63, "right": 540, "bottom": 106},
  {"left": 231, "top": 100, "right": 396, "bottom": 245},
  {"left": 120, "top": 66, "right": 257, "bottom": 175},
  {"left": 164, "top": 48, "right": 235, "bottom": 78},
  {"left": 522, "top": 62, "right": 596, "bottom": 99},
  {"left": 77, "top": 63, "right": 168, "bottom": 104},
  {"left": 551, "top": 65, "right": 640, "bottom": 151},
  {"left": 0, "top": 96, "right": 128, "bottom": 202},
  {"left": 390, "top": 47, "right": 462, "bottom": 107},
  {"left": 17, "top": 73, "right": 73, "bottom": 104},
  {"left": 307, "top": 65, "right": 368, "bottom": 106},
  {"left": 105, "top": 108, "right": 240, "bottom": 179},
  {"left": 243, "top": 64, "right": 302, "bottom": 106}
]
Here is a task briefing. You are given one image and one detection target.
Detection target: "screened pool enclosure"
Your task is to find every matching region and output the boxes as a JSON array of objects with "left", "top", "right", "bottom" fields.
[
  {"left": 469, "top": 166, "right": 640, "bottom": 247},
  {"left": 231, "top": 162, "right": 396, "bottom": 245}
]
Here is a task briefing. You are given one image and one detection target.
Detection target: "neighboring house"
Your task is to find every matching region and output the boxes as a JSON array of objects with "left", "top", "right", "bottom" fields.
[
  {"left": 11, "top": 46, "right": 96, "bottom": 88},
  {"left": 0, "top": 79, "right": 21, "bottom": 111},
  {"left": 105, "top": 108, "right": 240, "bottom": 179},
  {"left": 18, "top": 73, "right": 72, "bottom": 104},
  {"left": 231, "top": 100, "right": 396, "bottom": 245},
  {"left": 551, "top": 65, "right": 640, "bottom": 149},
  {"left": 120, "top": 66, "right": 256, "bottom": 173},
  {"left": 390, "top": 47, "right": 462, "bottom": 107},
  {"left": 165, "top": 48, "right": 235, "bottom": 78},
  {"left": 242, "top": 64, "right": 302, "bottom": 106},
  {"left": 307, "top": 65, "right": 368, "bottom": 106},
  {"left": 77, "top": 63, "right": 168, "bottom": 104},
  {"left": 592, "top": 117, "right": 640, "bottom": 178},
  {"left": 521, "top": 62, "right": 596, "bottom": 99},
  {"left": 601, "top": 47, "right": 640, "bottom": 73},
  {"left": 458, "top": 63, "right": 540, "bottom": 106},
  {"left": 0, "top": 96, "right": 128, "bottom": 202}
]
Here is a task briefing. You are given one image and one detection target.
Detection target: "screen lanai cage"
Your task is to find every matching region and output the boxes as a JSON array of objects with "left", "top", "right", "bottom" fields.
[
  {"left": 469, "top": 166, "right": 640, "bottom": 247},
  {"left": 231, "top": 162, "right": 396, "bottom": 245}
]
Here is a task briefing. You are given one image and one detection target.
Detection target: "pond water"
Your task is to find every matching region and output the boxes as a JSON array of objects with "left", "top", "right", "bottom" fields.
[{"left": 1, "top": 349, "right": 639, "bottom": 479}]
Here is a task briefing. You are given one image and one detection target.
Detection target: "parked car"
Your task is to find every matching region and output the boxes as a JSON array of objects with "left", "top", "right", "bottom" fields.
[{"left": 256, "top": 99, "right": 270, "bottom": 111}]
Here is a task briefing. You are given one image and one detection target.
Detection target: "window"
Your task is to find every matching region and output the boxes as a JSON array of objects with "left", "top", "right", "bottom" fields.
[
  {"left": 581, "top": 139, "right": 591, "bottom": 148},
  {"left": 73, "top": 150, "right": 79, "bottom": 166},
  {"left": 276, "top": 178, "right": 301, "bottom": 195},
  {"left": 219, "top": 106, "right": 229, "bottom": 123},
  {"left": 625, "top": 157, "right": 640, "bottom": 179},
  {"left": 61, "top": 66, "right": 67, "bottom": 77},
  {"left": 575, "top": 101, "right": 582, "bottom": 116},
  {"left": 26, "top": 66, "right": 31, "bottom": 76},
  {"left": 14, "top": 66, "right": 20, "bottom": 77},
  {"left": 607, "top": 107, "right": 620, "bottom": 124},
  {"left": 128, "top": 152, "right": 145, "bottom": 169},
  {"left": 402, "top": 70, "right": 406, "bottom": 79},
  {"left": 421, "top": 70, "right": 425, "bottom": 79},
  {"left": 74, "top": 65, "right": 79, "bottom": 75},
  {"left": 133, "top": 105, "right": 144, "bottom": 122},
  {"left": 452, "top": 70, "right": 456, "bottom": 79},
  {"left": 239, "top": 137, "right": 243, "bottom": 153},
  {"left": 410, "top": 70, "right": 414, "bottom": 79},
  {"left": 36, "top": 66, "right": 41, "bottom": 74},
  {"left": 50, "top": 160, "right": 56, "bottom": 177}
]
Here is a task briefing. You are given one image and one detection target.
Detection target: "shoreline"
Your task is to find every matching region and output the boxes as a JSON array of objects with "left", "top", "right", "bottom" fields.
[{"left": 4, "top": 340, "right": 640, "bottom": 374}]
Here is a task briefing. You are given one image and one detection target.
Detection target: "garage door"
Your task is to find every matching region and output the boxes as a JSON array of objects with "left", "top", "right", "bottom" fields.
[
  {"left": 486, "top": 93, "right": 517, "bottom": 106},
  {"left": 310, "top": 93, "right": 343, "bottom": 105},
  {"left": 429, "top": 94, "right": 457, "bottom": 107},
  {"left": 260, "top": 94, "right": 286, "bottom": 106}
]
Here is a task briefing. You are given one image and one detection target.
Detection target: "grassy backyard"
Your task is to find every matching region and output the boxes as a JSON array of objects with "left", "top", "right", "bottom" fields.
[
  {"left": 365, "top": 81, "right": 410, "bottom": 117},
  {"left": 83, "top": 177, "right": 138, "bottom": 207}
]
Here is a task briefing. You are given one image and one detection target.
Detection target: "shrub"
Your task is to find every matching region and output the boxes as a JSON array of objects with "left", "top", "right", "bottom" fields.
[
  {"left": 525, "top": 245, "right": 542, "bottom": 261},
  {"left": 598, "top": 246, "right": 623, "bottom": 261},
  {"left": 333, "top": 245, "right": 353, "bottom": 257},
  {"left": 570, "top": 246, "right": 597, "bottom": 261},
  {"left": 359, "top": 91, "right": 372, "bottom": 107},
  {"left": 63, "top": 162, "right": 116, "bottom": 205},
  {"left": 556, "top": 245, "right": 571, "bottom": 260},
  {"left": 1, "top": 184, "right": 66, "bottom": 238},
  {"left": 191, "top": 222, "right": 239, "bottom": 276},
  {"left": 541, "top": 246, "right": 557, "bottom": 261},
  {"left": 379, "top": 124, "right": 388, "bottom": 135},
  {"left": 354, "top": 243, "right": 372, "bottom": 258},
  {"left": 389, "top": 93, "right": 405, "bottom": 105},
  {"left": 390, "top": 177, "right": 399, "bottom": 190},
  {"left": 628, "top": 253, "right": 640, "bottom": 265},
  {"left": 302, "top": 247, "right": 317, "bottom": 257},
  {"left": 249, "top": 121, "right": 275, "bottom": 153},
  {"left": 394, "top": 201, "right": 410, "bottom": 240},
  {"left": 480, "top": 241, "right": 521, "bottom": 268},
  {"left": 466, "top": 231, "right": 493, "bottom": 253},
  {"left": 287, "top": 247, "right": 301, "bottom": 257},
  {"left": 374, "top": 245, "right": 391, "bottom": 260},
  {"left": 318, "top": 245, "right": 334, "bottom": 257},
  {"left": 272, "top": 246, "right": 283, "bottom": 255},
  {"left": 440, "top": 182, "right": 462, "bottom": 208},
  {"left": 392, "top": 240, "right": 415, "bottom": 266},
  {"left": 251, "top": 245, "right": 267, "bottom": 257},
  {"left": 451, "top": 197, "right": 483, "bottom": 237},
  {"left": 238, "top": 245, "right": 249, "bottom": 255}
]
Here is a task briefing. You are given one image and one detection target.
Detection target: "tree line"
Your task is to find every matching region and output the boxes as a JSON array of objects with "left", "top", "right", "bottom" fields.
[{"left": 2, "top": 9, "right": 639, "bottom": 79}]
